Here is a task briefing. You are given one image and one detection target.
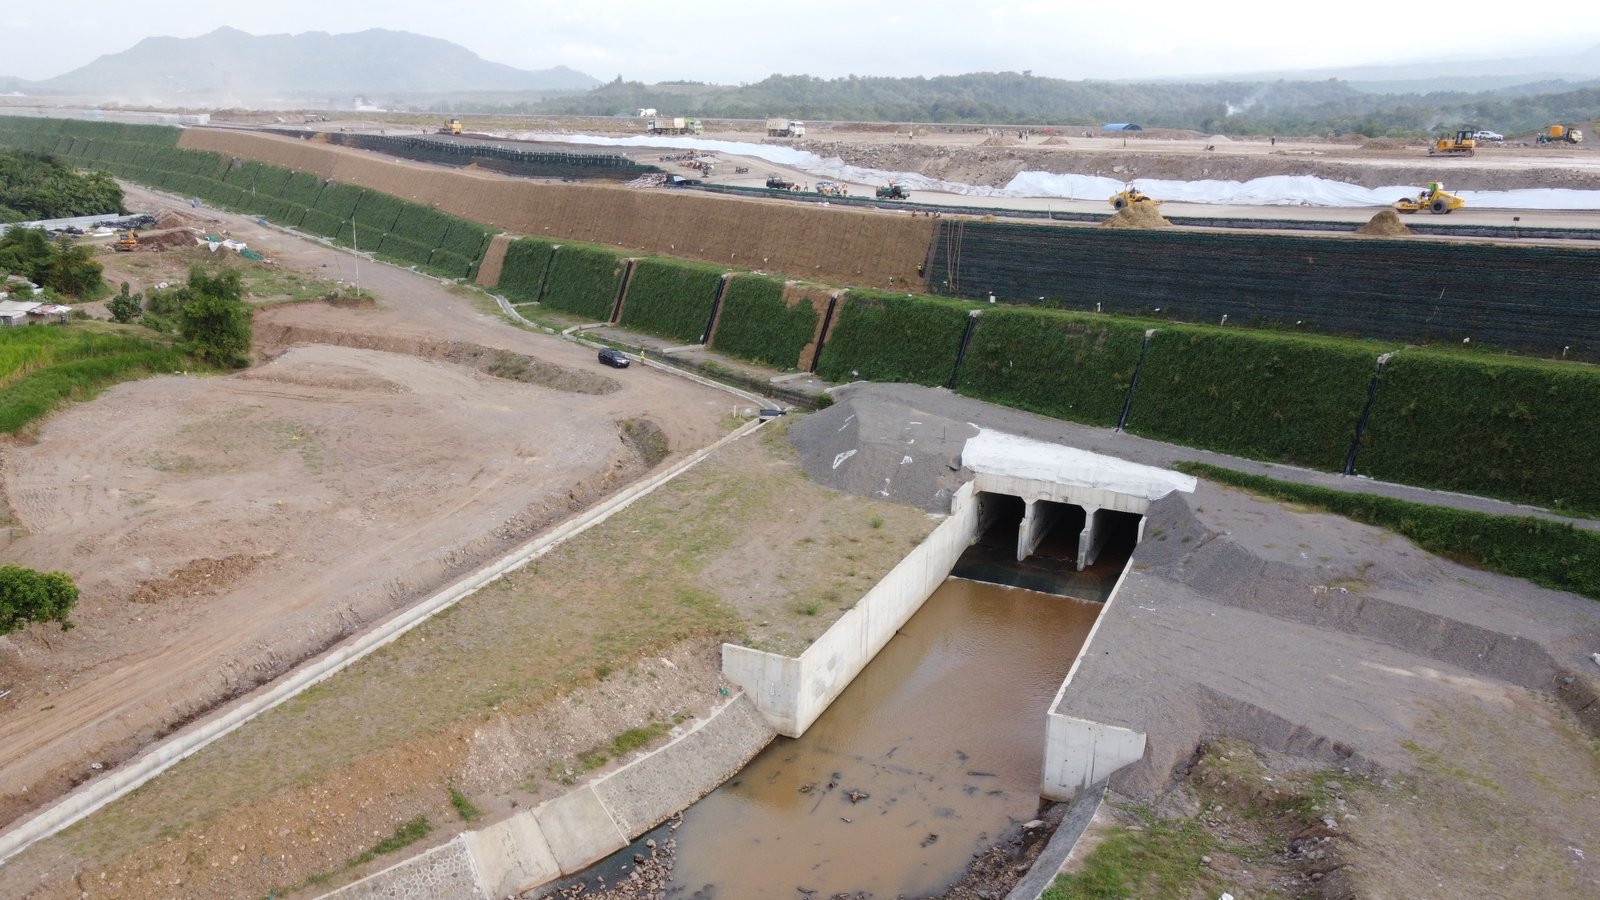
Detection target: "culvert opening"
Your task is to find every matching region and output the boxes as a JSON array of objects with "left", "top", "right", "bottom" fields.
[{"left": 955, "top": 495, "right": 1139, "bottom": 600}]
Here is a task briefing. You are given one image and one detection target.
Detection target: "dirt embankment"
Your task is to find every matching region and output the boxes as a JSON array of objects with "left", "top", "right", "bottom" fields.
[{"left": 797, "top": 138, "right": 1600, "bottom": 191}]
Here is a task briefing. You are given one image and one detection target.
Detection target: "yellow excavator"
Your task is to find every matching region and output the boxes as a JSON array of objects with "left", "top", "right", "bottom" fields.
[
  {"left": 1427, "top": 130, "right": 1476, "bottom": 157},
  {"left": 1109, "top": 186, "right": 1158, "bottom": 210},
  {"left": 1394, "top": 181, "right": 1465, "bottom": 215}
]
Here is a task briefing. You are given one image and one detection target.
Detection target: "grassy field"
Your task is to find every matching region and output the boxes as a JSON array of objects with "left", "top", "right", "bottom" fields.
[
  {"left": 0, "top": 323, "right": 187, "bottom": 434},
  {"left": 41, "top": 419, "right": 935, "bottom": 897}
]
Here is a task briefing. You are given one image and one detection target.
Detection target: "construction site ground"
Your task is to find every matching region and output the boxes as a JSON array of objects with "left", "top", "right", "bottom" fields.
[{"left": 0, "top": 124, "right": 1597, "bottom": 900}]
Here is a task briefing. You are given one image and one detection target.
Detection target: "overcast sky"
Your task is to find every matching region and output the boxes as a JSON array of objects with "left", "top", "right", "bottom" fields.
[{"left": 5, "top": 1, "right": 1596, "bottom": 84}]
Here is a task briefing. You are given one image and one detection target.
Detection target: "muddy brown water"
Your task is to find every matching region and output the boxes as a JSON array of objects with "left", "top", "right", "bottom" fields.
[{"left": 666, "top": 578, "right": 1103, "bottom": 898}]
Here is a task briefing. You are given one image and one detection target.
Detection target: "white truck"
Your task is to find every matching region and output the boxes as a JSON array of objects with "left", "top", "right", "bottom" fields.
[
  {"left": 766, "top": 118, "right": 806, "bottom": 138},
  {"left": 647, "top": 116, "right": 704, "bottom": 135}
]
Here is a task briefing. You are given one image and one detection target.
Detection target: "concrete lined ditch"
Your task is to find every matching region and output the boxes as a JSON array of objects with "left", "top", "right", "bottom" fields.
[{"left": 544, "top": 470, "right": 1148, "bottom": 898}]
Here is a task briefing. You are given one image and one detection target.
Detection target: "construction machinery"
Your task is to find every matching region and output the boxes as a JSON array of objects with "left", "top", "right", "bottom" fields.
[
  {"left": 647, "top": 116, "right": 704, "bottom": 136},
  {"left": 1109, "top": 186, "right": 1157, "bottom": 210},
  {"left": 439, "top": 118, "right": 462, "bottom": 135},
  {"left": 1536, "top": 124, "right": 1585, "bottom": 144},
  {"left": 1427, "top": 130, "right": 1476, "bottom": 157},
  {"left": 1394, "top": 181, "right": 1465, "bottom": 215},
  {"left": 113, "top": 230, "right": 139, "bottom": 251},
  {"left": 876, "top": 182, "right": 911, "bottom": 200},
  {"left": 815, "top": 181, "right": 848, "bottom": 197},
  {"left": 766, "top": 118, "right": 806, "bottom": 138}
]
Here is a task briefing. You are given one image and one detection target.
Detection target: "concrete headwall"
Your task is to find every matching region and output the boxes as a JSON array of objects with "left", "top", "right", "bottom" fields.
[
  {"left": 323, "top": 693, "right": 776, "bottom": 900},
  {"left": 1040, "top": 564, "right": 1147, "bottom": 800},
  {"left": 177, "top": 129, "right": 935, "bottom": 291},
  {"left": 724, "top": 481, "right": 980, "bottom": 737}
]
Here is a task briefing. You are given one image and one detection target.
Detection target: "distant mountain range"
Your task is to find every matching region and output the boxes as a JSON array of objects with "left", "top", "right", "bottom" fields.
[
  {"left": 0, "top": 27, "right": 598, "bottom": 105},
  {"left": 1193, "top": 43, "right": 1600, "bottom": 93}
]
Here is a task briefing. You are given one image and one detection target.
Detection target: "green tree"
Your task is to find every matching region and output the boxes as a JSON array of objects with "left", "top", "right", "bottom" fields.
[
  {"left": 176, "top": 266, "right": 251, "bottom": 367},
  {"left": 0, "top": 564, "right": 79, "bottom": 635},
  {"left": 107, "top": 282, "right": 143, "bottom": 324}
]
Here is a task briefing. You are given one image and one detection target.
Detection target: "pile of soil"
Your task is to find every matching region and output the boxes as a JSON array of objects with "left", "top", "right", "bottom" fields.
[
  {"left": 1356, "top": 208, "right": 1412, "bottom": 236},
  {"left": 979, "top": 136, "right": 1021, "bottom": 147},
  {"left": 1041, "top": 136, "right": 1070, "bottom": 145},
  {"left": 1100, "top": 202, "right": 1173, "bottom": 229},
  {"left": 135, "top": 228, "right": 200, "bottom": 250}
]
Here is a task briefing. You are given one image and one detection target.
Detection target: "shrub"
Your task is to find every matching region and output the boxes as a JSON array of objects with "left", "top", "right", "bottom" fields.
[
  {"left": 710, "top": 275, "right": 819, "bottom": 369},
  {"left": 815, "top": 290, "right": 976, "bottom": 385},
  {"left": 619, "top": 258, "right": 725, "bottom": 343},
  {"left": 956, "top": 307, "right": 1147, "bottom": 427},
  {"left": 496, "top": 237, "right": 556, "bottom": 302},
  {"left": 541, "top": 243, "right": 627, "bottom": 320}
]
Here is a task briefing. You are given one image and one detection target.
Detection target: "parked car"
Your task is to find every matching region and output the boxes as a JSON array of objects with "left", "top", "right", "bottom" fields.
[
  {"left": 598, "top": 348, "right": 631, "bottom": 368},
  {"left": 1472, "top": 130, "right": 1504, "bottom": 142}
]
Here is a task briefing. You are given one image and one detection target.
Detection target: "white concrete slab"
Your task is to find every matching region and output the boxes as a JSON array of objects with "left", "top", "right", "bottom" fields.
[
  {"left": 532, "top": 784, "right": 627, "bottom": 874},
  {"left": 463, "top": 811, "right": 560, "bottom": 897}
]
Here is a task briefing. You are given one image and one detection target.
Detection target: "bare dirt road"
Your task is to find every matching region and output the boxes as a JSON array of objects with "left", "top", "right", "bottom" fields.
[{"left": 0, "top": 184, "right": 734, "bottom": 831}]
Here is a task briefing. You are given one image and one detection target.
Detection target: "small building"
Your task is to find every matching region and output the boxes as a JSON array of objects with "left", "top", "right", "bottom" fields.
[
  {"left": 3, "top": 275, "right": 43, "bottom": 296},
  {"left": 0, "top": 299, "right": 41, "bottom": 326},
  {"left": 1101, "top": 123, "right": 1144, "bottom": 131}
]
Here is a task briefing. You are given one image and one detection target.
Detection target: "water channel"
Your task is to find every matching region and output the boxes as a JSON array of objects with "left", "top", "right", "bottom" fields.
[{"left": 548, "top": 502, "right": 1137, "bottom": 898}]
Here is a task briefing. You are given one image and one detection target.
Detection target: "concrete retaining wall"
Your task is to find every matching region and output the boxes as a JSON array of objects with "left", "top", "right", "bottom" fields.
[
  {"left": 0, "top": 420, "right": 766, "bottom": 867},
  {"left": 1040, "top": 563, "right": 1147, "bottom": 800},
  {"left": 322, "top": 693, "right": 776, "bottom": 900},
  {"left": 724, "top": 481, "right": 980, "bottom": 737}
]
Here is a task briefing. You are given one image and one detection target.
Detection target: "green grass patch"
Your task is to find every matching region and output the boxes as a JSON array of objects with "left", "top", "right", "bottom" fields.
[
  {"left": 1042, "top": 808, "right": 1217, "bottom": 899},
  {"left": 1128, "top": 327, "right": 1391, "bottom": 471},
  {"left": 0, "top": 327, "right": 187, "bottom": 433},
  {"left": 1359, "top": 350, "right": 1600, "bottom": 516},
  {"left": 710, "top": 274, "right": 819, "bottom": 369},
  {"left": 542, "top": 242, "right": 627, "bottom": 320},
  {"left": 447, "top": 783, "right": 482, "bottom": 822},
  {"left": 496, "top": 237, "right": 557, "bottom": 303},
  {"left": 349, "top": 816, "right": 431, "bottom": 867},
  {"left": 956, "top": 307, "right": 1147, "bottom": 427},
  {"left": 1177, "top": 462, "right": 1600, "bottom": 601},
  {"left": 619, "top": 257, "right": 725, "bottom": 343},
  {"left": 815, "top": 290, "right": 977, "bottom": 385}
]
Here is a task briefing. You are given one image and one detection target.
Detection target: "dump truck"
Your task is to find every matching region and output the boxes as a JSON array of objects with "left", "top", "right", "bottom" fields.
[
  {"left": 876, "top": 182, "right": 911, "bottom": 200},
  {"left": 647, "top": 117, "right": 704, "bottom": 135},
  {"left": 766, "top": 118, "right": 806, "bottom": 138},
  {"left": 1428, "top": 130, "right": 1476, "bottom": 157},
  {"left": 1109, "top": 187, "right": 1157, "bottom": 210},
  {"left": 113, "top": 230, "right": 139, "bottom": 251},
  {"left": 1537, "top": 124, "right": 1585, "bottom": 144},
  {"left": 1394, "top": 181, "right": 1465, "bottom": 215}
]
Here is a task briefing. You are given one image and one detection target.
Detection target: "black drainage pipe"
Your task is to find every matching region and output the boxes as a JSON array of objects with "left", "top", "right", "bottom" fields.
[
  {"left": 1116, "top": 329, "right": 1157, "bottom": 432},
  {"left": 700, "top": 274, "right": 731, "bottom": 345},
  {"left": 608, "top": 259, "right": 636, "bottom": 324},
  {"left": 534, "top": 245, "right": 558, "bottom": 302},
  {"left": 948, "top": 310, "right": 982, "bottom": 389},
  {"left": 1343, "top": 352, "right": 1395, "bottom": 476},
  {"left": 810, "top": 294, "right": 840, "bottom": 374}
]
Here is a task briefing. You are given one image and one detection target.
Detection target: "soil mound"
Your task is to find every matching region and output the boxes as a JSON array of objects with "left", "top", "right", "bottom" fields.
[
  {"left": 1100, "top": 202, "right": 1172, "bottom": 229},
  {"left": 1041, "top": 136, "right": 1069, "bottom": 145},
  {"left": 1356, "top": 208, "right": 1412, "bottom": 236},
  {"left": 979, "top": 137, "right": 1021, "bottom": 147}
]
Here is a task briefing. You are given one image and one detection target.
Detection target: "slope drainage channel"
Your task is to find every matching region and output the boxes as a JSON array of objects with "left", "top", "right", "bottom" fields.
[{"left": 539, "top": 440, "right": 1177, "bottom": 898}]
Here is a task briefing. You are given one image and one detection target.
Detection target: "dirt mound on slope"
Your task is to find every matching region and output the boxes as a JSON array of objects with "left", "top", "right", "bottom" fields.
[
  {"left": 1356, "top": 208, "right": 1412, "bottom": 236},
  {"left": 1100, "top": 202, "right": 1172, "bottom": 229}
]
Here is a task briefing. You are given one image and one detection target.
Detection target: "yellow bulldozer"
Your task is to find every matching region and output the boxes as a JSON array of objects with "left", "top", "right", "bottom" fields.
[
  {"left": 1427, "top": 130, "right": 1476, "bottom": 157},
  {"left": 113, "top": 230, "right": 139, "bottom": 251},
  {"left": 1109, "top": 186, "right": 1158, "bottom": 210},
  {"left": 1394, "top": 182, "right": 1465, "bottom": 215},
  {"left": 440, "top": 118, "right": 462, "bottom": 135}
]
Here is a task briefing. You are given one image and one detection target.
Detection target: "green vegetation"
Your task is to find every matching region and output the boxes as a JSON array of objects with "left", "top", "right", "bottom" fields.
[
  {"left": 541, "top": 243, "right": 627, "bottom": 320},
  {"left": 1129, "top": 328, "right": 1392, "bottom": 471},
  {"left": 710, "top": 274, "right": 819, "bottom": 369},
  {"left": 1359, "top": 351, "right": 1600, "bottom": 516},
  {"left": 0, "top": 325, "right": 187, "bottom": 433},
  {"left": 350, "top": 816, "right": 431, "bottom": 867},
  {"left": 957, "top": 307, "right": 1146, "bottom": 427},
  {"left": 0, "top": 150, "right": 124, "bottom": 222},
  {"left": 1178, "top": 463, "right": 1600, "bottom": 601},
  {"left": 1042, "top": 808, "right": 1216, "bottom": 899},
  {"left": 0, "top": 226, "right": 106, "bottom": 298},
  {"left": 619, "top": 257, "right": 725, "bottom": 343},
  {"left": 0, "top": 564, "right": 80, "bottom": 636},
  {"left": 815, "top": 290, "right": 977, "bottom": 385},
  {"left": 514, "top": 72, "right": 1600, "bottom": 139},
  {"left": 447, "top": 783, "right": 481, "bottom": 822},
  {"left": 496, "top": 237, "right": 556, "bottom": 303}
]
